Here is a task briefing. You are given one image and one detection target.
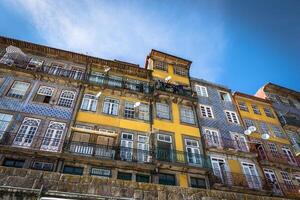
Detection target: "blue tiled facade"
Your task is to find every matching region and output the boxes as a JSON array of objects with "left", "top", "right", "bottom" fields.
[{"left": 191, "top": 78, "right": 245, "bottom": 140}]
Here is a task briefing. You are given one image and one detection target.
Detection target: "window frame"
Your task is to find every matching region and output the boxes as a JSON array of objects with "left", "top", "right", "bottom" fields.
[
  {"left": 238, "top": 101, "right": 249, "bottom": 112},
  {"left": 102, "top": 97, "right": 119, "bottom": 116},
  {"left": 224, "top": 110, "right": 239, "bottom": 124},
  {"left": 57, "top": 90, "right": 76, "bottom": 108},
  {"left": 6, "top": 81, "right": 30, "bottom": 99},
  {"left": 180, "top": 105, "right": 195, "bottom": 124},
  {"left": 80, "top": 94, "right": 98, "bottom": 112},
  {"left": 199, "top": 104, "right": 214, "bottom": 119},
  {"left": 195, "top": 85, "right": 208, "bottom": 97},
  {"left": 156, "top": 102, "right": 171, "bottom": 120},
  {"left": 264, "top": 107, "right": 275, "bottom": 118},
  {"left": 251, "top": 104, "right": 261, "bottom": 115}
]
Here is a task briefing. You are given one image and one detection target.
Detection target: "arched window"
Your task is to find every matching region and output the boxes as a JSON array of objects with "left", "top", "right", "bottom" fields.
[
  {"left": 13, "top": 118, "right": 40, "bottom": 147},
  {"left": 41, "top": 121, "right": 66, "bottom": 152},
  {"left": 58, "top": 90, "right": 76, "bottom": 108}
]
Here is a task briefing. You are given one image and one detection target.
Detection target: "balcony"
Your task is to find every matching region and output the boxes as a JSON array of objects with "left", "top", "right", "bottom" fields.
[
  {"left": 279, "top": 115, "right": 300, "bottom": 129},
  {"left": 0, "top": 131, "right": 64, "bottom": 153},
  {"left": 203, "top": 135, "right": 249, "bottom": 153},
  {"left": 212, "top": 170, "right": 269, "bottom": 191},
  {"left": 89, "top": 74, "right": 151, "bottom": 94},
  {"left": 279, "top": 182, "right": 300, "bottom": 198},
  {"left": 154, "top": 80, "right": 194, "bottom": 97},
  {"left": 253, "top": 146, "right": 299, "bottom": 167}
]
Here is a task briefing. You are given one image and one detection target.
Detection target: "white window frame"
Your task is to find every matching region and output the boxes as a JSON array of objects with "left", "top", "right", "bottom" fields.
[
  {"left": 185, "top": 139, "right": 201, "bottom": 165},
  {"left": 40, "top": 121, "right": 66, "bottom": 152},
  {"left": 231, "top": 132, "right": 249, "bottom": 152},
  {"left": 241, "top": 162, "right": 261, "bottom": 189},
  {"left": 195, "top": 85, "right": 208, "bottom": 97},
  {"left": 280, "top": 171, "right": 293, "bottom": 186},
  {"left": 180, "top": 105, "right": 195, "bottom": 124},
  {"left": 199, "top": 104, "right": 214, "bottom": 118},
  {"left": 37, "top": 86, "right": 54, "bottom": 96},
  {"left": 156, "top": 102, "right": 170, "bottom": 120},
  {"left": 137, "top": 135, "right": 150, "bottom": 162},
  {"left": 81, "top": 94, "right": 98, "bottom": 112},
  {"left": 157, "top": 134, "right": 172, "bottom": 143},
  {"left": 7, "top": 81, "right": 30, "bottom": 99},
  {"left": 91, "top": 167, "right": 111, "bottom": 177},
  {"left": 124, "top": 101, "right": 135, "bottom": 118},
  {"left": 224, "top": 110, "right": 239, "bottom": 124},
  {"left": 138, "top": 103, "right": 150, "bottom": 121},
  {"left": 103, "top": 98, "right": 119, "bottom": 116},
  {"left": 219, "top": 91, "right": 231, "bottom": 102},
  {"left": 120, "top": 132, "right": 134, "bottom": 161},
  {"left": 58, "top": 90, "right": 76, "bottom": 108},
  {"left": 204, "top": 128, "right": 221, "bottom": 147},
  {"left": 13, "top": 117, "right": 40, "bottom": 147}
]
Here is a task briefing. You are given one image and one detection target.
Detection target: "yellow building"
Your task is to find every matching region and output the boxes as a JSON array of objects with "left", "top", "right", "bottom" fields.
[{"left": 234, "top": 92, "right": 300, "bottom": 198}]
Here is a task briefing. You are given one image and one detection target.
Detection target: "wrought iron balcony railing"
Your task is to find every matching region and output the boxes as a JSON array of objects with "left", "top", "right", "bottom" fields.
[
  {"left": 203, "top": 134, "right": 249, "bottom": 153},
  {"left": 211, "top": 170, "right": 269, "bottom": 191},
  {"left": 0, "top": 131, "right": 64, "bottom": 153},
  {"left": 154, "top": 80, "right": 194, "bottom": 97},
  {"left": 279, "top": 115, "right": 300, "bottom": 128},
  {"left": 279, "top": 182, "right": 300, "bottom": 198},
  {"left": 65, "top": 141, "right": 212, "bottom": 169}
]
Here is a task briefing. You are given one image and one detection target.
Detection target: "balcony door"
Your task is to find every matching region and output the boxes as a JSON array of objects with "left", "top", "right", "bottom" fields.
[
  {"left": 13, "top": 118, "right": 40, "bottom": 147},
  {"left": 282, "top": 147, "right": 296, "bottom": 164},
  {"left": 264, "top": 169, "right": 282, "bottom": 195},
  {"left": 204, "top": 128, "right": 220, "bottom": 147},
  {"left": 137, "top": 135, "right": 149, "bottom": 163},
  {"left": 40, "top": 122, "right": 65, "bottom": 152},
  {"left": 211, "top": 157, "right": 231, "bottom": 185},
  {"left": 157, "top": 134, "right": 173, "bottom": 162},
  {"left": 185, "top": 139, "right": 201, "bottom": 165},
  {"left": 120, "top": 133, "right": 133, "bottom": 161},
  {"left": 241, "top": 162, "right": 261, "bottom": 189}
]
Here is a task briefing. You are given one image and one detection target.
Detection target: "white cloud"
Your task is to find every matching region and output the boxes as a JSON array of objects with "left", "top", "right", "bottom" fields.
[{"left": 4, "top": 0, "right": 227, "bottom": 82}]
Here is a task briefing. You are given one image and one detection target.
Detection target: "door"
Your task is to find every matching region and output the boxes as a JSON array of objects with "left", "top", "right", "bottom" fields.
[
  {"left": 120, "top": 133, "right": 133, "bottom": 161},
  {"left": 40, "top": 122, "right": 65, "bottom": 152},
  {"left": 264, "top": 169, "right": 282, "bottom": 195},
  {"left": 185, "top": 139, "right": 201, "bottom": 165},
  {"left": 137, "top": 135, "right": 149, "bottom": 162},
  {"left": 211, "top": 158, "right": 231, "bottom": 185},
  {"left": 242, "top": 163, "right": 261, "bottom": 189},
  {"left": 13, "top": 118, "right": 40, "bottom": 147},
  {"left": 157, "top": 134, "right": 173, "bottom": 162},
  {"left": 282, "top": 147, "right": 296, "bottom": 164}
]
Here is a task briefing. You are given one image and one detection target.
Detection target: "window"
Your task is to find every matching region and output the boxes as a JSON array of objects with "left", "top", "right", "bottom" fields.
[
  {"left": 199, "top": 105, "right": 213, "bottom": 118},
  {"left": 69, "top": 68, "right": 83, "bottom": 80},
  {"left": 174, "top": 66, "right": 187, "bottom": 76},
  {"left": 89, "top": 71, "right": 105, "bottom": 84},
  {"left": 124, "top": 102, "right": 135, "bottom": 118},
  {"left": 259, "top": 122, "right": 269, "bottom": 135},
  {"left": 7, "top": 81, "right": 30, "bottom": 99},
  {"left": 3, "top": 158, "right": 24, "bottom": 168},
  {"left": 90, "top": 167, "right": 111, "bottom": 177},
  {"left": 27, "top": 58, "right": 43, "bottom": 68},
  {"left": 231, "top": 133, "right": 248, "bottom": 152},
  {"left": 63, "top": 166, "right": 83, "bottom": 175},
  {"left": 157, "top": 134, "right": 173, "bottom": 162},
  {"left": 225, "top": 111, "right": 239, "bottom": 124},
  {"left": 108, "top": 75, "right": 122, "bottom": 87},
  {"left": 251, "top": 104, "right": 261, "bottom": 115},
  {"left": 32, "top": 162, "right": 53, "bottom": 171},
  {"left": 295, "top": 175, "right": 300, "bottom": 185},
  {"left": 13, "top": 118, "right": 40, "bottom": 147},
  {"left": 157, "top": 134, "right": 172, "bottom": 143},
  {"left": 219, "top": 91, "right": 231, "bottom": 102},
  {"left": 185, "top": 139, "right": 201, "bottom": 165},
  {"left": 34, "top": 86, "right": 54, "bottom": 103},
  {"left": 136, "top": 174, "right": 150, "bottom": 183},
  {"left": 195, "top": 85, "right": 208, "bottom": 97},
  {"left": 204, "top": 128, "right": 220, "bottom": 147},
  {"left": 103, "top": 98, "right": 119, "bottom": 115},
  {"left": 137, "top": 135, "right": 149, "bottom": 162},
  {"left": 154, "top": 60, "right": 167, "bottom": 71},
  {"left": 211, "top": 157, "right": 231, "bottom": 185},
  {"left": 280, "top": 171, "right": 293, "bottom": 187},
  {"left": 138, "top": 103, "right": 149, "bottom": 121},
  {"left": 156, "top": 103, "right": 170, "bottom": 120},
  {"left": 244, "top": 119, "right": 256, "bottom": 128},
  {"left": 190, "top": 177, "right": 206, "bottom": 188},
  {"left": 268, "top": 143, "right": 279, "bottom": 157},
  {"left": 282, "top": 147, "right": 296, "bottom": 164},
  {"left": 271, "top": 125, "right": 284, "bottom": 138},
  {"left": 180, "top": 106, "right": 195, "bottom": 124},
  {"left": 158, "top": 173, "right": 176, "bottom": 185},
  {"left": 49, "top": 64, "right": 63, "bottom": 75},
  {"left": 120, "top": 133, "right": 133, "bottom": 161},
  {"left": 238, "top": 101, "right": 249, "bottom": 112},
  {"left": 0, "top": 113, "right": 13, "bottom": 136},
  {"left": 58, "top": 90, "right": 75, "bottom": 108},
  {"left": 81, "top": 94, "right": 98, "bottom": 112},
  {"left": 242, "top": 163, "right": 261, "bottom": 189},
  {"left": 263, "top": 107, "right": 274, "bottom": 118},
  {"left": 117, "top": 172, "right": 132, "bottom": 180},
  {"left": 40, "top": 122, "right": 65, "bottom": 152}
]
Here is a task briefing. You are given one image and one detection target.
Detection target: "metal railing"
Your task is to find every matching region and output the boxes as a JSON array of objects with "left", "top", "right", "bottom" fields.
[
  {"left": 154, "top": 80, "right": 194, "bottom": 96},
  {"left": 212, "top": 170, "right": 269, "bottom": 190},
  {"left": 65, "top": 141, "right": 212, "bottom": 169},
  {"left": 203, "top": 135, "right": 249, "bottom": 153},
  {"left": 0, "top": 131, "right": 64, "bottom": 153}
]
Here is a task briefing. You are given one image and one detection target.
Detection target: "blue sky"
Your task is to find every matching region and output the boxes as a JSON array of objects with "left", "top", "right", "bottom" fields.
[{"left": 0, "top": 0, "right": 299, "bottom": 94}]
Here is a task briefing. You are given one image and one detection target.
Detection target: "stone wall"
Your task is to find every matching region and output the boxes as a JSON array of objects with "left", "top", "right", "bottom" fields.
[{"left": 0, "top": 166, "right": 293, "bottom": 200}]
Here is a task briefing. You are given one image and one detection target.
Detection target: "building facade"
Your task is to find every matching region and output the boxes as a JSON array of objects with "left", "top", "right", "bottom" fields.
[
  {"left": 191, "top": 78, "right": 268, "bottom": 195},
  {"left": 234, "top": 92, "right": 300, "bottom": 198}
]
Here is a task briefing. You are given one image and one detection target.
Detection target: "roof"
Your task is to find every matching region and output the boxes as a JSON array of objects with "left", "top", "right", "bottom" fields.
[
  {"left": 263, "top": 82, "right": 300, "bottom": 98},
  {"left": 234, "top": 92, "right": 272, "bottom": 104}
]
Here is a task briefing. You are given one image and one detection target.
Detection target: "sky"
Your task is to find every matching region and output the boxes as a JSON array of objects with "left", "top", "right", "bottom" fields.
[{"left": 0, "top": 0, "right": 299, "bottom": 94}]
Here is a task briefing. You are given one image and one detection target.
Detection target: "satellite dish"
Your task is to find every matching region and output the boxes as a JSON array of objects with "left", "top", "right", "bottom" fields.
[
  {"left": 244, "top": 129, "right": 252, "bottom": 135},
  {"left": 134, "top": 102, "right": 141, "bottom": 108},
  {"left": 165, "top": 76, "right": 172, "bottom": 82},
  {"left": 104, "top": 66, "right": 111, "bottom": 72},
  {"left": 95, "top": 91, "right": 102, "bottom": 98},
  {"left": 248, "top": 126, "right": 257, "bottom": 132},
  {"left": 261, "top": 133, "right": 270, "bottom": 140}
]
